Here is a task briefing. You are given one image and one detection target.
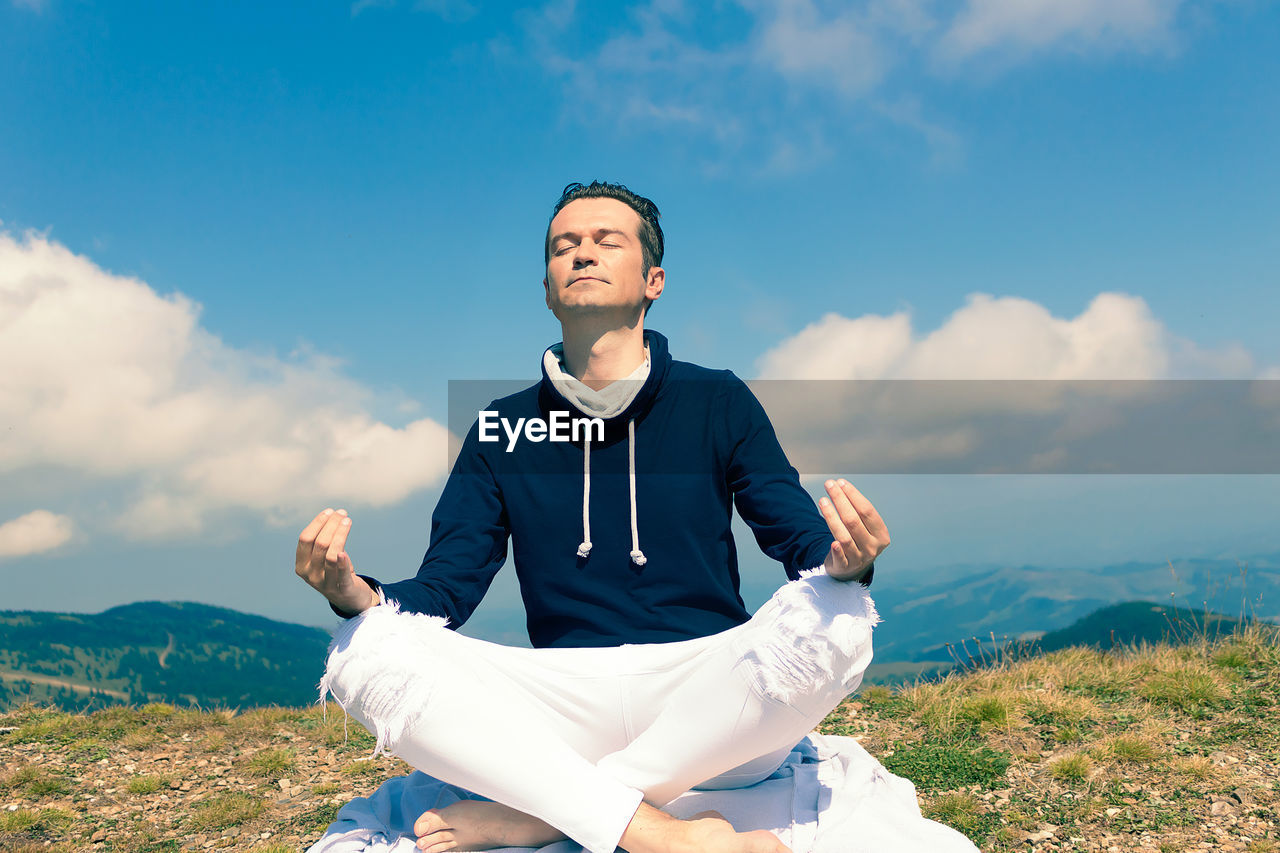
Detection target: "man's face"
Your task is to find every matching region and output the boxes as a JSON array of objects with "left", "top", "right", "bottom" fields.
[{"left": 544, "top": 198, "right": 663, "bottom": 322}]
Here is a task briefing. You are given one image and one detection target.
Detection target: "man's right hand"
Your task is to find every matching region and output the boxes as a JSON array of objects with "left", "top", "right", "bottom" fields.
[{"left": 296, "top": 508, "right": 379, "bottom": 614}]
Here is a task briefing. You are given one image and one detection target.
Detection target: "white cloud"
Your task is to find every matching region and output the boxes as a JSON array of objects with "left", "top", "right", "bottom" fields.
[
  {"left": 749, "top": 0, "right": 887, "bottom": 97},
  {"left": 754, "top": 292, "right": 1257, "bottom": 380},
  {"left": 519, "top": 0, "right": 908, "bottom": 172},
  {"left": 751, "top": 292, "right": 1275, "bottom": 474},
  {"left": 0, "top": 230, "right": 451, "bottom": 540},
  {"left": 872, "top": 96, "right": 966, "bottom": 168},
  {"left": 0, "top": 510, "right": 73, "bottom": 559},
  {"left": 939, "top": 0, "right": 1186, "bottom": 61},
  {"left": 755, "top": 310, "right": 915, "bottom": 380},
  {"left": 517, "top": 0, "right": 1218, "bottom": 171}
]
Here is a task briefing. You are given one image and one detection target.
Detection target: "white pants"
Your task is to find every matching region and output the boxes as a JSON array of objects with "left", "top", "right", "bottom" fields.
[{"left": 320, "top": 570, "right": 880, "bottom": 853}]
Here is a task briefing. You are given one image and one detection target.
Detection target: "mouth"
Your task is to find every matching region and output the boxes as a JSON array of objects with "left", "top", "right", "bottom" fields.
[{"left": 570, "top": 276, "right": 607, "bottom": 285}]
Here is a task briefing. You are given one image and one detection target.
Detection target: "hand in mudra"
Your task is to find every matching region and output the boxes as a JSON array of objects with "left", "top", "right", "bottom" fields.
[
  {"left": 295, "top": 508, "right": 379, "bottom": 613},
  {"left": 818, "top": 479, "right": 889, "bottom": 582}
]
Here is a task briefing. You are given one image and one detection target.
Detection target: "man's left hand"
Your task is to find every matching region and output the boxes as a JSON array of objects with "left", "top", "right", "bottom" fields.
[{"left": 819, "top": 479, "right": 889, "bottom": 582}]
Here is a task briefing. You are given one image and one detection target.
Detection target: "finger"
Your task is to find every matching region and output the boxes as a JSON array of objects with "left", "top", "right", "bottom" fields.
[
  {"left": 837, "top": 478, "right": 889, "bottom": 558},
  {"left": 824, "top": 480, "right": 871, "bottom": 561},
  {"left": 818, "top": 494, "right": 862, "bottom": 564},
  {"left": 326, "top": 515, "right": 353, "bottom": 565},
  {"left": 825, "top": 479, "right": 872, "bottom": 546},
  {"left": 837, "top": 479, "right": 889, "bottom": 542},
  {"left": 825, "top": 540, "right": 849, "bottom": 575},
  {"left": 296, "top": 508, "right": 334, "bottom": 565},
  {"left": 312, "top": 509, "right": 348, "bottom": 563}
]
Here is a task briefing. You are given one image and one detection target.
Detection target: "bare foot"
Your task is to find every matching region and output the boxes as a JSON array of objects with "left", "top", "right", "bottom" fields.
[
  {"left": 621, "top": 805, "right": 791, "bottom": 853},
  {"left": 413, "top": 799, "right": 566, "bottom": 852}
]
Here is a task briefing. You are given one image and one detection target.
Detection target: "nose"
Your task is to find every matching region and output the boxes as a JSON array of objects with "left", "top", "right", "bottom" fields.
[{"left": 573, "top": 238, "right": 599, "bottom": 266}]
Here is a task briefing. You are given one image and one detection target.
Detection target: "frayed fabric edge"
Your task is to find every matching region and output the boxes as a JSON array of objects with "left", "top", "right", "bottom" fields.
[
  {"left": 796, "top": 565, "right": 882, "bottom": 628},
  {"left": 740, "top": 566, "right": 882, "bottom": 706},
  {"left": 317, "top": 601, "right": 451, "bottom": 759}
]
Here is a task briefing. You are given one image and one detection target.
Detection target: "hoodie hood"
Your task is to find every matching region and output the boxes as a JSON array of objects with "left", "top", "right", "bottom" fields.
[
  {"left": 538, "top": 329, "right": 673, "bottom": 444},
  {"left": 542, "top": 342, "right": 650, "bottom": 420}
]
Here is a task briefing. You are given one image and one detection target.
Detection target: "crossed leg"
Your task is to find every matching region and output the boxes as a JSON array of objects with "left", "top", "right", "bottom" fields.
[{"left": 321, "top": 571, "right": 878, "bottom": 853}]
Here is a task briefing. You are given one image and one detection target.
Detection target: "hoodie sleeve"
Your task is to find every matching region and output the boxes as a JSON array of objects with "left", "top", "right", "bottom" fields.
[
  {"left": 722, "top": 374, "right": 874, "bottom": 586},
  {"left": 353, "top": 417, "right": 511, "bottom": 627}
]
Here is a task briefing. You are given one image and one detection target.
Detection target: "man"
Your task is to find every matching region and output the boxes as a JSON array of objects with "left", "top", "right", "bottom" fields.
[{"left": 297, "top": 182, "right": 889, "bottom": 853}]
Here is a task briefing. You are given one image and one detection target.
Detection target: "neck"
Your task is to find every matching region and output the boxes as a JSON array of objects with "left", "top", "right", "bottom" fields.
[{"left": 560, "top": 319, "right": 647, "bottom": 391}]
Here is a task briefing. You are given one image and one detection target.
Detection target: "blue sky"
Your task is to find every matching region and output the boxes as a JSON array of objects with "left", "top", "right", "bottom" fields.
[{"left": 1, "top": 0, "right": 1278, "bottom": 638}]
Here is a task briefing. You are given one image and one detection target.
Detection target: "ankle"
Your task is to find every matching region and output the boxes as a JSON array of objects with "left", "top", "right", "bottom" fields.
[
  {"left": 619, "top": 803, "right": 678, "bottom": 853},
  {"left": 619, "top": 806, "right": 733, "bottom": 853}
]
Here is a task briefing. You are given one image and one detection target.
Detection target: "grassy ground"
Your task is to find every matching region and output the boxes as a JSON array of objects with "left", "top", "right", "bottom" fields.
[{"left": 2, "top": 624, "right": 1277, "bottom": 852}]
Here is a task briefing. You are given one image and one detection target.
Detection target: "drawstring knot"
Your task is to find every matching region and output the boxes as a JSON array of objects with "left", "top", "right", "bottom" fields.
[
  {"left": 575, "top": 418, "right": 645, "bottom": 566},
  {"left": 578, "top": 432, "right": 592, "bottom": 559},
  {"left": 627, "top": 418, "right": 645, "bottom": 565}
]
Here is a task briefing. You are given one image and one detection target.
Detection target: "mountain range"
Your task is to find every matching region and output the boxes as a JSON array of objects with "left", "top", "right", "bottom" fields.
[
  {"left": 1, "top": 553, "right": 1276, "bottom": 711},
  {"left": 865, "top": 552, "right": 1278, "bottom": 662},
  {"left": 0, "top": 601, "right": 331, "bottom": 712}
]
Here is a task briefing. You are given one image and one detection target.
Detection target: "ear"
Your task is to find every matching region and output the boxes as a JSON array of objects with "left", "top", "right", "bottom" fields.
[
  {"left": 543, "top": 276, "right": 552, "bottom": 311},
  {"left": 645, "top": 266, "right": 665, "bottom": 303}
]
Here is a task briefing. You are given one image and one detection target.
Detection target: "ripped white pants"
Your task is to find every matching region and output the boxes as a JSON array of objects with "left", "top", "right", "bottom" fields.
[{"left": 320, "top": 570, "right": 879, "bottom": 853}]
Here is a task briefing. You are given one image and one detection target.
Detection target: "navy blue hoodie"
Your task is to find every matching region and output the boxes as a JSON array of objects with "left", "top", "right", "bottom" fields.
[{"left": 360, "top": 330, "right": 872, "bottom": 648}]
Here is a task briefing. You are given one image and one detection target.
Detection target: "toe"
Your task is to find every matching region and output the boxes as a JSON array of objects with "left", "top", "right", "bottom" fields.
[
  {"left": 414, "top": 809, "right": 448, "bottom": 837},
  {"left": 419, "top": 832, "right": 456, "bottom": 853}
]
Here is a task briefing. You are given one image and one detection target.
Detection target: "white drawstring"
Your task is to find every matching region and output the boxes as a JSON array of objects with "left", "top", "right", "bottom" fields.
[
  {"left": 628, "top": 418, "right": 646, "bottom": 566},
  {"left": 577, "top": 433, "right": 592, "bottom": 558},
  {"left": 575, "top": 419, "right": 645, "bottom": 566}
]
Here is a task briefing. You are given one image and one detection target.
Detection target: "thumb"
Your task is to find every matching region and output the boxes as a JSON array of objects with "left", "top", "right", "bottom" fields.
[
  {"left": 825, "top": 541, "right": 848, "bottom": 572},
  {"left": 337, "top": 551, "right": 356, "bottom": 575}
]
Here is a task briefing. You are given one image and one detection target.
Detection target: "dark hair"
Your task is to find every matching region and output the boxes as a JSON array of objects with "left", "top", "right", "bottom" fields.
[{"left": 545, "top": 181, "right": 665, "bottom": 277}]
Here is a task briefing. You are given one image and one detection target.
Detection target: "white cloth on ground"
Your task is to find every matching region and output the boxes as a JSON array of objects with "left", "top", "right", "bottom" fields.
[{"left": 306, "top": 733, "right": 982, "bottom": 853}]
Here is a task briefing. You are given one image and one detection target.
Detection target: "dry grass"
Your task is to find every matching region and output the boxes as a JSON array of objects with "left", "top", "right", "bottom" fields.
[
  {"left": 200, "top": 730, "right": 229, "bottom": 752},
  {"left": 125, "top": 774, "right": 172, "bottom": 795},
  {"left": 823, "top": 619, "right": 1280, "bottom": 851},
  {"left": 1, "top": 622, "right": 1277, "bottom": 851},
  {"left": 189, "top": 792, "right": 267, "bottom": 831},
  {"left": 1047, "top": 752, "right": 1093, "bottom": 783}
]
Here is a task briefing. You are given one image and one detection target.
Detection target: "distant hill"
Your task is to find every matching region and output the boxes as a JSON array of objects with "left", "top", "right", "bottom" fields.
[
  {"left": 4, "top": 553, "right": 1279, "bottom": 709},
  {"left": 880, "top": 599, "right": 1275, "bottom": 684},
  {"left": 0, "top": 602, "right": 333, "bottom": 712},
  {"left": 1024, "top": 600, "right": 1259, "bottom": 656},
  {"left": 868, "top": 553, "right": 1279, "bottom": 663}
]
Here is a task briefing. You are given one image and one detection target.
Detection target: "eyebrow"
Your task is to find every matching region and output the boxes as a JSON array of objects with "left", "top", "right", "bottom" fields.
[{"left": 549, "top": 227, "right": 632, "bottom": 245}]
